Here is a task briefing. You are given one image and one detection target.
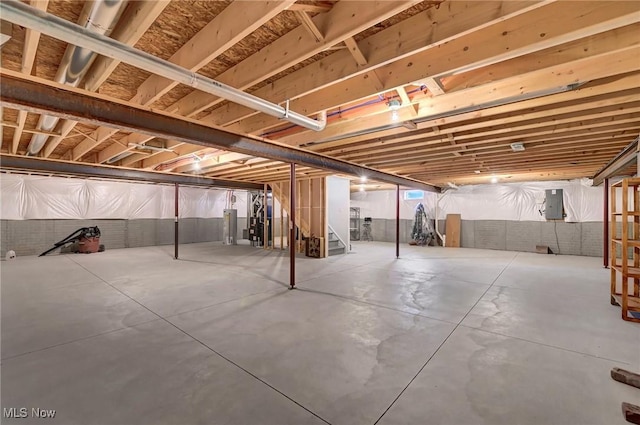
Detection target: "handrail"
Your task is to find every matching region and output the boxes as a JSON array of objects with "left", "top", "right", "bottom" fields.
[{"left": 328, "top": 223, "right": 349, "bottom": 254}]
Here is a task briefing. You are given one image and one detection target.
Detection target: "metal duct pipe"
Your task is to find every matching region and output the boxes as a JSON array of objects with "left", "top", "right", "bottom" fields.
[
  {"left": 26, "top": 0, "right": 128, "bottom": 155},
  {"left": 105, "top": 151, "right": 135, "bottom": 164},
  {"left": 128, "top": 143, "right": 175, "bottom": 153},
  {"left": 3, "top": 0, "right": 327, "bottom": 135}
]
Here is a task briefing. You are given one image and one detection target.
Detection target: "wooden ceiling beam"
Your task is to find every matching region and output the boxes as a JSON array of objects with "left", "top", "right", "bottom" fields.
[
  {"left": 421, "top": 77, "right": 445, "bottom": 96},
  {"left": 135, "top": 0, "right": 295, "bottom": 106},
  {"left": 233, "top": 1, "right": 640, "bottom": 137},
  {"left": 400, "top": 137, "right": 636, "bottom": 165},
  {"left": 287, "top": 3, "right": 334, "bottom": 14},
  {"left": 174, "top": 152, "right": 253, "bottom": 174},
  {"left": 41, "top": 1, "right": 170, "bottom": 159},
  {"left": 82, "top": 1, "right": 171, "bottom": 93},
  {"left": 358, "top": 108, "right": 640, "bottom": 158},
  {"left": 318, "top": 98, "right": 640, "bottom": 156},
  {"left": 206, "top": 1, "right": 542, "bottom": 128},
  {"left": 1, "top": 70, "right": 439, "bottom": 191},
  {"left": 166, "top": 1, "right": 422, "bottom": 119},
  {"left": 199, "top": 127, "right": 638, "bottom": 181},
  {"left": 395, "top": 150, "right": 625, "bottom": 171},
  {"left": 91, "top": 1, "right": 414, "bottom": 164},
  {"left": 10, "top": 0, "right": 49, "bottom": 155},
  {"left": 321, "top": 116, "right": 640, "bottom": 163},
  {"left": 210, "top": 165, "right": 328, "bottom": 181},
  {"left": 412, "top": 167, "right": 603, "bottom": 186},
  {"left": 343, "top": 37, "right": 367, "bottom": 66},
  {"left": 409, "top": 160, "right": 611, "bottom": 176},
  {"left": 279, "top": 44, "right": 640, "bottom": 147},
  {"left": 70, "top": 0, "right": 295, "bottom": 163},
  {"left": 353, "top": 131, "right": 640, "bottom": 167},
  {"left": 124, "top": 141, "right": 194, "bottom": 169},
  {"left": 295, "top": 11, "right": 324, "bottom": 42},
  {"left": 592, "top": 136, "right": 639, "bottom": 185},
  {"left": 311, "top": 73, "right": 640, "bottom": 151},
  {"left": 140, "top": 144, "right": 200, "bottom": 170},
  {"left": 354, "top": 126, "right": 640, "bottom": 166}
]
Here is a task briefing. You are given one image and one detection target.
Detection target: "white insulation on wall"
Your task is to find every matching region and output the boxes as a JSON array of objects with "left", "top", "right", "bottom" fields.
[
  {"left": 351, "top": 179, "right": 604, "bottom": 223},
  {"left": 1, "top": 173, "right": 247, "bottom": 220}
]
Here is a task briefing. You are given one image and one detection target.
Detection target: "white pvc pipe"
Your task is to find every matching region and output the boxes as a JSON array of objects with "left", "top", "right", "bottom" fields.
[{"left": 1, "top": 0, "right": 327, "bottom": 132}]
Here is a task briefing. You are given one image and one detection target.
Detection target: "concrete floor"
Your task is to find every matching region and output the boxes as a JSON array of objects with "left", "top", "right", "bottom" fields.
[{"left": 1, "top": 242, "right": 639, "bottom": 424}]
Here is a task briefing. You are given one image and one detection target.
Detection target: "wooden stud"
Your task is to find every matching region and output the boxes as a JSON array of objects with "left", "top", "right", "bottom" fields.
[
  {"left": 288, "top": 3, "right": 333, "bottom": 14},
  {"left": 295, "top": 11, "right": 323, "bottom": 43},
  {"left": 168, "top": 1, "right": 420, "bottom": 118},
  {"left": 343, "top": 37, "right": 367, "bottom": 66},
  {"left": 422, "top": 77, "right": 445, "bottom": 96},
  {"left": 214, "top": 1, "right": 543, "bottom": 128}
]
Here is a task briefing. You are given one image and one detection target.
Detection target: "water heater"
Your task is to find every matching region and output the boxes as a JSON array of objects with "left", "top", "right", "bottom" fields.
[{"left": 223, "top": 209, "right": 237, "bottom": 245}]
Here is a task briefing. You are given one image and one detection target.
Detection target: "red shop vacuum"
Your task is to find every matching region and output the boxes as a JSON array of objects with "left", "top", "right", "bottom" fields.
[{"left": 39, "top": 226, "right": 105, "bottom": 257}]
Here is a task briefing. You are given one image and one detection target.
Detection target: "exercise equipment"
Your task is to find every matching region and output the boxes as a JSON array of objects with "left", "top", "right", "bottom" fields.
[
  {"left": 361, "top": 217, "right": 373, "bottom": 241},
  {"left": 410, "top": 203, "right": 434, "bottom": 246}
]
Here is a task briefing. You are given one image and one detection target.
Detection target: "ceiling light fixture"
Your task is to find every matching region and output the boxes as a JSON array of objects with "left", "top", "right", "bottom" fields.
[
  {"left": 360, "top": 176, "right": 367, "bottom": 183},
  {"left": 192, "top": 154, "right": 203, "bottom": 170},
  {"left": 128, "top": 143, "right": 175, "bottom": 153},
  {"left": 387, "top": 98, "right": 401, "bottom": 121},
  {"left": 510, "top": 142, "right": 525, "bottom": 152},
  {"left": 387, "top": 99, "right": 402, "bottom": 110},
  {"left": 490, "top": 176, "right": 498, "bottom": 184}
]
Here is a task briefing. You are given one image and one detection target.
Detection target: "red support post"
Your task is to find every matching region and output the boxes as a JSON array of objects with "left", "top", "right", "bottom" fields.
[
  {"left": 290, "top": 163, "right": 296, "bottom": 289},
  {"left": 174, "top": 182, "right": 179, "bottom": 260},
  {"left": 396, "top": 184, "right": 400, "bottom": 259},
  {"left": 263, "top": 183, "right": 268, "bottom": 249},
  {"left": 604, "top": 178, "right": 609, "bottom": 268}
]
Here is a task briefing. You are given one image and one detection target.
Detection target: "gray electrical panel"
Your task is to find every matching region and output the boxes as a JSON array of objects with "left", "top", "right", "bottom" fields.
[
  {"left": 223, "top": 209, "right": 237, "bottom": 245},
  {"left": 545, "top": 189, "right": 564, "bottom": 220}
]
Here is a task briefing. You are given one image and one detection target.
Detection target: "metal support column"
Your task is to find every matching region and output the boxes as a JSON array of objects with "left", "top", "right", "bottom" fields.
[
  {"left": 263, "top": 183, "right": 268, "bottom": 250},
  {"left": 290, "top": 163, "right": 296, "bottom": 289},
  {"left": 604, "top": 178, "right": 609, "bottom": 268},
  {"left": 174, "top": 183, "right": 179, "bottom": 260},
  {"left": 396, "top": 184, "right": 400, "bottom": 259}
]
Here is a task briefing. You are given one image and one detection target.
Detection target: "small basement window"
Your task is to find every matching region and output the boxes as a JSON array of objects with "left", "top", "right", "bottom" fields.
[{"left": 404, "top": 190, "right": 424, "bottom": 200}]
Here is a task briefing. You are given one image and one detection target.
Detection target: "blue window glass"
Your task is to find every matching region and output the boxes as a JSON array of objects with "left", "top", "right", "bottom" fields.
[{"left": 404, "top": 190, "right": 424, "bottom": 200}]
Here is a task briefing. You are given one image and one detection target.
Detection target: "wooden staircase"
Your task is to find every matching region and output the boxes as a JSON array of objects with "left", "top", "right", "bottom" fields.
[
  {"left": 270, "top": 177, "right": 327, "bottom": 255},
  {"left": 328, "top": 228, "right": 346, "bottom": 256}
]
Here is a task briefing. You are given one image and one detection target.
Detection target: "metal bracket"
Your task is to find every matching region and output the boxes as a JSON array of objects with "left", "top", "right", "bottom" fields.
[{"left": 284, "top": 99, "right": 290, "bottom": 119}]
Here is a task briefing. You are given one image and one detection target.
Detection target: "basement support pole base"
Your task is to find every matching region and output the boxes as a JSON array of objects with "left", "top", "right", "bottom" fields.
[{"left": 622, "top": 402, "right": 640, "bottom": 425}]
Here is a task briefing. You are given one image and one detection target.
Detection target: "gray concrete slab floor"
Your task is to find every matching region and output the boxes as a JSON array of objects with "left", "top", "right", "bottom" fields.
[{"left": 1, "top": 241, "right": 638, "bottom": 424}]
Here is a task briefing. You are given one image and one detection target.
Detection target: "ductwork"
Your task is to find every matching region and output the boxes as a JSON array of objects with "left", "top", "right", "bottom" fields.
[
  {"left": 26, "top": 0, "right": 127, "bottom": 156},
  {"left": 3, "top": 0, "right": 328, "bottom": 144}
]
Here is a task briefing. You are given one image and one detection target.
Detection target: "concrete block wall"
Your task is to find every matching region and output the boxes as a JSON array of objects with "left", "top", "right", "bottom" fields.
[
  {"left": 362, "top": 219, "right": 414, "bottom": 243},
  {"left": 0, "top": 217, "right": 251, "bottom": 258},
  {"left": 358, "top": 218, "right": 604, "bottom": 257}
]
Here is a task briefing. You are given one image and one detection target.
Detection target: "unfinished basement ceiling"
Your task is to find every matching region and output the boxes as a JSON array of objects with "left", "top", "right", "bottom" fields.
[{"left": 1, "top": 0, "right": 639, "bottom": 188}]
